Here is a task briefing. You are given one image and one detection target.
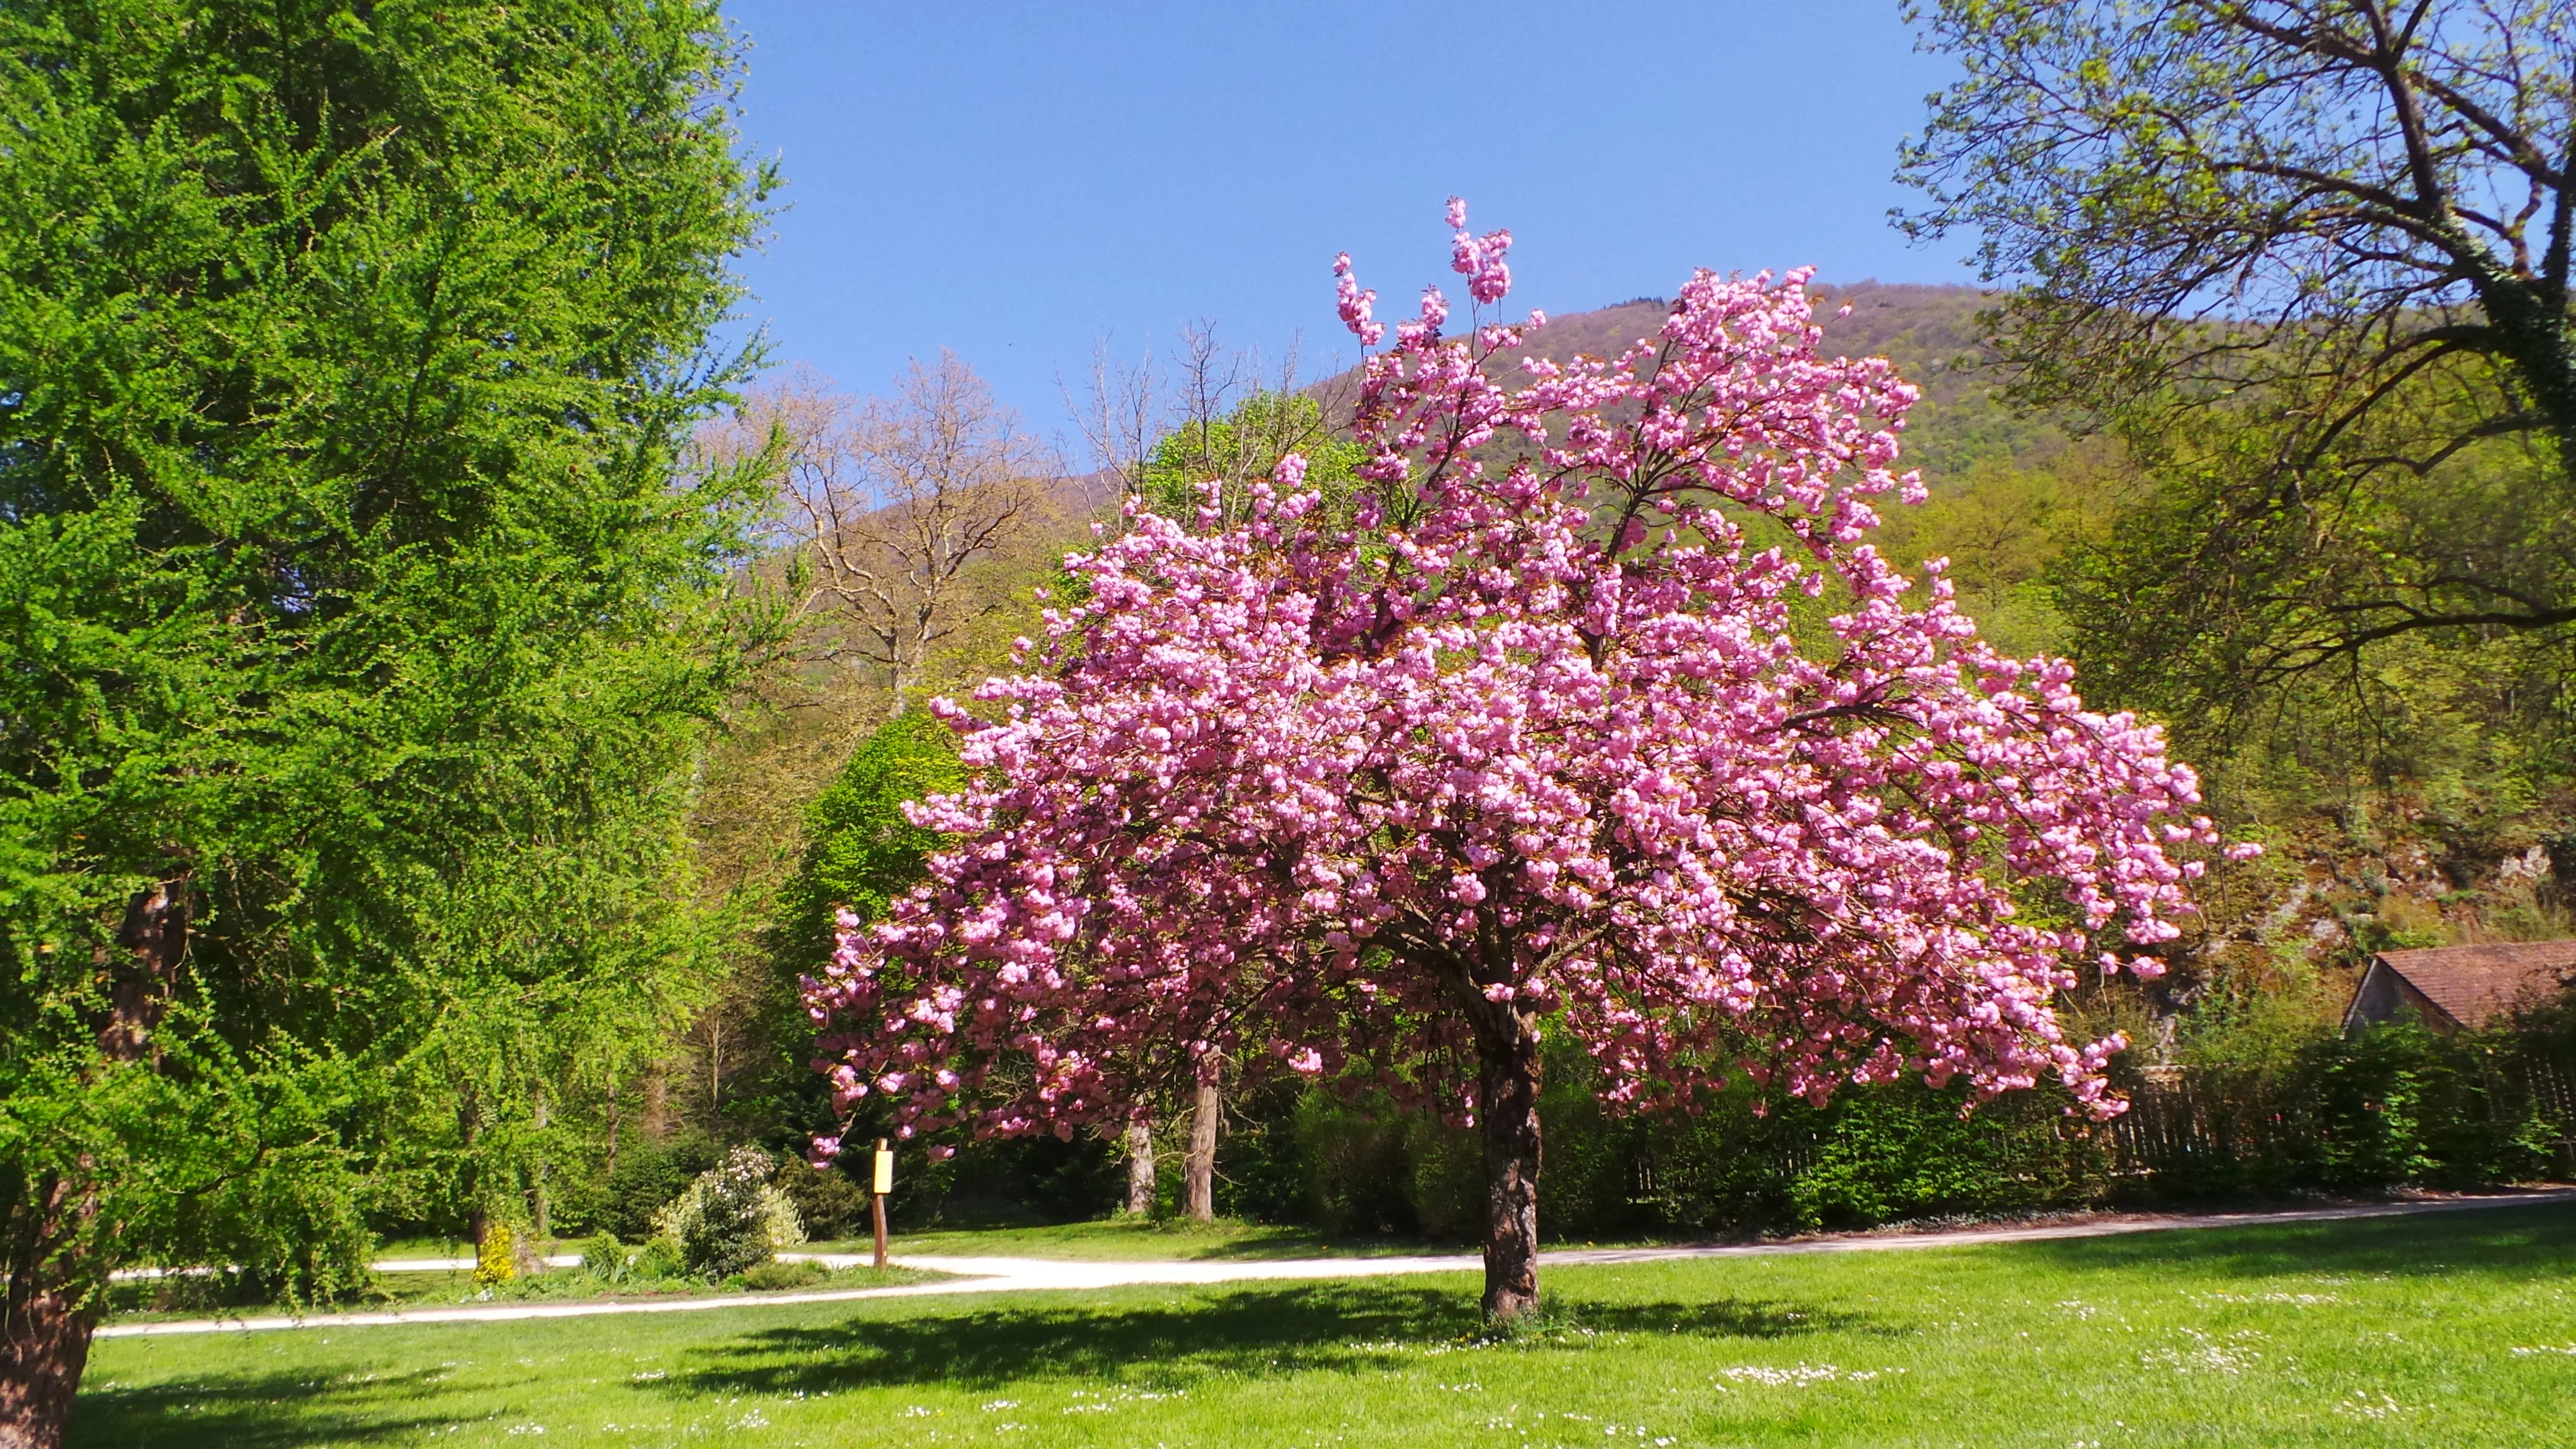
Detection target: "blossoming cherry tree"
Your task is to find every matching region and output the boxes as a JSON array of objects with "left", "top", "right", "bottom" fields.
[{"left": 806, "top": 201, "right": 2239, "bottom": 1319}]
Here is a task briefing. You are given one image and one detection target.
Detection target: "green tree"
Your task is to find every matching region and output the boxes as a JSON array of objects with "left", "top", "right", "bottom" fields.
[
  {"left": 1142, "top": 390, "right": 1365, "bottom": 532},
  {"left": 0, "top": 3, "right": 772, "bottom": 1441},
  {"left": 1902, "top": 1, "right": 2576, "bottom": 669},
  {"left": 719, "top": 711, "right": 965, "bottom": 1143},
  {"left": 780, "top": 711, "right": 969, "bottom": 946}
]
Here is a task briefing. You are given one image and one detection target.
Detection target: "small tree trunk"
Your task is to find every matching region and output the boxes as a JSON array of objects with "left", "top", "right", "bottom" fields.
[
  {"left": 1474, "top": 1007, "right": 1544, "bottom": 1322},
  {"left": 1184, "top": 1053, "right": 1220, "bottom": 1223},
  {"left": 0, "top": 1178, "right": 94, "bottom": 1449},
  {"left": 3, "top": 875, "right": 188, "bottom": 1448},
  {"left": 1123, "top": 1119, "right": 1156, "bottom": 1215}
]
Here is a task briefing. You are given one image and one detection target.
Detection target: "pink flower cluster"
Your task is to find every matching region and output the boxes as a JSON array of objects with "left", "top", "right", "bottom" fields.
[{"left": 804, "top": 205, "right": 2236, "bottom": 1161}]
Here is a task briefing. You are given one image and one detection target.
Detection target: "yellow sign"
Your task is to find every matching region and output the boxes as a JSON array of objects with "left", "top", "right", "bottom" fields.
[{"left": 872, "top": 1145, "right": 894, "bottom": 1195}]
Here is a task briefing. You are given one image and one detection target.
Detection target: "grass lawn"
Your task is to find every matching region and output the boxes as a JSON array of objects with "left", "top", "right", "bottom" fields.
[
  {"left": 371, "top": 1237, "right": 477, "bottom": 1260},
  {"left": 102, "top": 1263, "right": 940, "bottom": 1327},
  {"left": 74, "top": 1204, "right": 2575, "bottom": 1447},
  {"left": 812, "top": 1216, "right": 1444, "bottom": 1261}
]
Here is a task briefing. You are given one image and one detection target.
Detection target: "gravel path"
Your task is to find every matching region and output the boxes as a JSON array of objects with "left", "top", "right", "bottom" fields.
[{"left": 97, "top": 1186, "right": 2576, "bottom": 1339}]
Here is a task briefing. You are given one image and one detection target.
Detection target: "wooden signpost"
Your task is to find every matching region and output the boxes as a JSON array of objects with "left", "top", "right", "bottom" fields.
[{"left": 871, "top": 1138, "right": 892, "bottom": 1270}]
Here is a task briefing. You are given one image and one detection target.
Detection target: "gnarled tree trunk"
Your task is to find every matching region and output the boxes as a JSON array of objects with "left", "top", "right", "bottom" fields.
[
  {"left": 1472, "top": 1003, "right": 1543, "bottom": 1322},
  {"left": 1, "top": 1176, "right": 93, "bottom": 1449},
  {"left": 2, "top": 874, "right": 191, "bottom": 1449}
]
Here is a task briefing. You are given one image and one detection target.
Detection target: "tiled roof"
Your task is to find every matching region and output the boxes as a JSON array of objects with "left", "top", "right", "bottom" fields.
[{"left": 2375, "top": 941, "right": 2576, "bottom": 1030}]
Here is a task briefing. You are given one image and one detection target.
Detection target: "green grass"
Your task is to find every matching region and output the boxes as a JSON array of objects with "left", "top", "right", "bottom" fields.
[
  {"left": 103, "top": 1263, "right": 939, "bottom": 1326},
  {"left": 815, "top": 1215, "right": 1444, "bottom": 1261},
  {"left": 74, "top": 1204, "right": 2576, "bottom": 1447},
  {"left": 368, "top": 1236, "right": 475, "bottom": 1260}
]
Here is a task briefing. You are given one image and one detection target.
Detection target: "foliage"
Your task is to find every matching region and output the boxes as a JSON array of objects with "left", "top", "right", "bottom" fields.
[
  {"left": 652, "top": 1147, "right": 805, "bottom": 1281},
  {"left": 473, "top": 1227, "right": 518, "bottom": 1290},
  {"left": 630, "top": 1235, "right": 689, "bottom": 1284},
  {"left": 1903, "top": 1, "right": 2576, "bottom": 676},
  {"left": 771, "top": 1158, "right": 877, "bottom": 1242},
  {"left": 2134, "top": 1016, "right": 2566, "bottom": 1195},
  {"left": 572, "top": 1232, "right": 639, "bottom": 1286},
  {"left": 1206, "top": 1054, "right": 2109, "bottom": 1244},
  {"left": 0, "top": 11, "right": 775, "bottom": 1423},
  {"left": 686, "top": 708, "right": 973, "bottom": 1164},
  {"left": 780, "top": 713, "right": 970, "bottom": 954},
  {"left": 1141, "top": 391, "right": 1366, "bottom": 533},
  {"left": 810, "top": 202, "right": 2240, "bottom": 1318},
  {"left": 592, "top": 1131, "right": 716, "bottom": 1247},
  {"left": 2053, "top": 400, "right": 2576, "bottom": 756}
]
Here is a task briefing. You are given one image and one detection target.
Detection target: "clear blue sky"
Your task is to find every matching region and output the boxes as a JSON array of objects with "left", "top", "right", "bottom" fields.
[{"left": 722, "top": 1, "right": 1974, "bottom": 449}]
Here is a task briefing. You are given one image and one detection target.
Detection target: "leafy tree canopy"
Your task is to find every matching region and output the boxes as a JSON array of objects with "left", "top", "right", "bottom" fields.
[
  {"left": 779, "top": 709, "right": 968, "bottom": 950},
  {"left": 0, "top": 1, "right": 772, "bottom": 1434},
  {"left": 1903, "top": 1, "right": 2576, "bottom": 750},
  {"left": 1142, "top": 391, "right": 1365, "bottom": 532}
]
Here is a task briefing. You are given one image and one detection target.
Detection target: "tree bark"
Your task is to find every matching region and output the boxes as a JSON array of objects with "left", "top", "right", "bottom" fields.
[
  {"left": 1184, "top": 1053, "right": 1220, "bottom": 1223},
  {"left": 3, "top": 874, "right": 190, "bottom": 1448},
  {"left": 1123, "top": 1119, "right": 1156, "bottom": 1216},
  {"left": 1, "top": 1177, "right": 92, "bottom": 1449},
  {"left": 1473, "top": 1006, "right": 1544, "bottom": 1322}
]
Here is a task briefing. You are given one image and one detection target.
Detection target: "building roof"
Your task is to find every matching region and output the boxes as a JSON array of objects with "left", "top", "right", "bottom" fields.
[{"left": 2371, "top": 941, "right": 2576, "bottom": 1030}]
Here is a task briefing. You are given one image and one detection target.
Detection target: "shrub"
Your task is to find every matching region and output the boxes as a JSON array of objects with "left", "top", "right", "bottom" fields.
[
  {"left": 652, "top": 1147, "right": 806, "bottom": 1280},
  {"left": 772, "top": 1158, "right": 874, "bottom": 1240},
  {"left": 574, "top": 1232, "right": 637, "bottom": 1284},
  {"left": 631, "top": 1236, "right": 687, "bottom": 1282},
  {"left": 2284, "top": 1022, "right": 2557, "bottom": 1188},
  {"left": 602, "top": 1133, "right": 712, "bottom": 1244},
  {"left": 473, "top": 1224, "right": 517, "bottom": 1288}
]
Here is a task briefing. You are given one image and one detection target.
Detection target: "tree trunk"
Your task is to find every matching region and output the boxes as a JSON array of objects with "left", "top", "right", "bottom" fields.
[
  {"left": 1183, "top": 1053, "right": 1220, "bottom": 1223},
  {"left": 1474, "top": 1006, "right": 1544, "bottom": 1322},
  {"left": 1123, "top": 1119, "right": 1156, "bottom": 1216},
  {"left": 3, "top": 875, "right": 189, "bottom": 1448},
  {"left": 1, "top": 1178, "right": 94, "bottom": 1449}
]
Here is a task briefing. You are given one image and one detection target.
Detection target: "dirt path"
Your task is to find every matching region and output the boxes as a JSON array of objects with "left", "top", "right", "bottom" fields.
[{"left": 98, "top": 1186, "right": 2576, "bottom": 1339}]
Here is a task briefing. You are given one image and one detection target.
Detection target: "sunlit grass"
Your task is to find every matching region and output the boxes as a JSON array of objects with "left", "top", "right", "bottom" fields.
[
  {"left": 102, "top": 1263, "right": 939, "bottom": 1327},
  {"left": 76, "top": 1204, "right": 2576, "bottom": 1447},
  {"left": 812, "top": 1215, "right": 1442, "bottom": 1261}
]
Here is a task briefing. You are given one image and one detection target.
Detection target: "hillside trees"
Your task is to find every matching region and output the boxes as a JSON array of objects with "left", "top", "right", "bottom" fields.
[
  {"left": 1902, "top": 1, "right": 2576, "bottom": 709},
  {"left": 0, "top": 3, "right": 771, "bottom": 1442},
  {"left": 721, "top": 711, "right": 965, "bottom": 1145},
  {"left": 675, "top": 359, "right": 1067, "bottom": 1148},
  {"left": 807, "top": 204, "right": 2236, "bottom": 1319},
  {"left": 724, "top": 358, "right": 1053, "bottom": 719}
]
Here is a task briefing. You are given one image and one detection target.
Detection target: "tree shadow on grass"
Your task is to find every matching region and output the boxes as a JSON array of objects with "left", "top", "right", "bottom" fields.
[
  {"left": 666, "top": 1280, "right": 1869, "bottom": 1399},
  {"left": 2018, "top": 1201, "right": 2576, "bottom": 1281},
  {"left": 69, "top": 1366, "right": 457, "bottom": 1449}
]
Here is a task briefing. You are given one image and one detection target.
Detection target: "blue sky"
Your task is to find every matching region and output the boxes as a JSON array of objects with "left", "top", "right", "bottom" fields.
[{"left": 722, "top": 1, "right": 1974, "bottom": 451}]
